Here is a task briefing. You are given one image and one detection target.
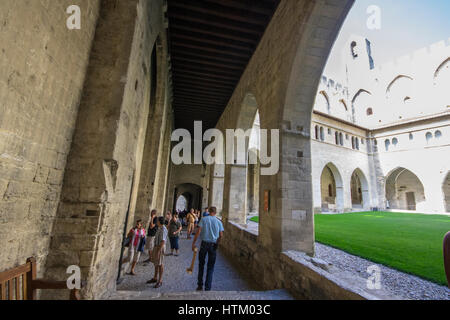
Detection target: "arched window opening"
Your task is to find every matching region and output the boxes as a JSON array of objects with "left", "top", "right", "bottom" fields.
[
  {"left": 350, "top": 41, "right": 358, "bottom": 58},
  {"left": 315, "top": 126, "right": 319, "bottom": 140},
  {"left": 392, "top": 138, "right": 398, "bottom": 146},
  {"left": 339, "top": 133, "right": 344, "bottom": 146},
  {"left": 426, "top": 132, "right": 433, "bottom": 143},
  {"left": 320, "top": 127, "right": 325, "bottom": 141},
  {"left": 385, "top": 139, "right": 391, "bottom": 151},
  {"left": 409, "top": 133, "right": 414, "bottom": 140},
  {"left": 367, "top": 108, "right": 373, "bottom": 116},
  {"left": 435, "top": 130, "right": 442, "bottom": 139},
  {"left": 176, "top": 195, "right": 188, "bottom": 212}
]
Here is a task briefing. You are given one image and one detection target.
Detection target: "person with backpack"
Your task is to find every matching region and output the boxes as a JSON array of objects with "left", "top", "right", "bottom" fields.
[{"left": 143, "top": 209, "right": 158, "bottom": 263}]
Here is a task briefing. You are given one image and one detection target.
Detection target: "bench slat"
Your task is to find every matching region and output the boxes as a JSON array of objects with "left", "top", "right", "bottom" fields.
[
  {"left": 0, "top": 263, "right": 31, "bottom": 283},
  {"left": 22, "top": 274, "right": 27, "bottom": 300},
  {"left": 15, "top": 277, "right": 21, "bottom": 300},
  {"left": 8, "top": 279, "right": 13, "bottom": 300},
  {"left": 1, "top": 282, "right": 6, "bottom": 300}
]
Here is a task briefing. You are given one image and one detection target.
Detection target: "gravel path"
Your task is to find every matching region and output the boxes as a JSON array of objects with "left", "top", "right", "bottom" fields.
[{"left": 315, "top": 243, "right": 450, "bottom": 300}]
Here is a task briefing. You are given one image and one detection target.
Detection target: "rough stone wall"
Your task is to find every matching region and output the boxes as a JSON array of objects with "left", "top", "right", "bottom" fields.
[
  {"left": 43, "top": 0, "right": 171, "bottom": 299},
  {"left": 0, "top": 0, "right": 100, "bottom": 275}
]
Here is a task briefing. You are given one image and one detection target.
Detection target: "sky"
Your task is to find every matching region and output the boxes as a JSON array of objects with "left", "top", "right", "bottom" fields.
[{"left": 324, "top": 0, "right": 450, "bottom": 79}]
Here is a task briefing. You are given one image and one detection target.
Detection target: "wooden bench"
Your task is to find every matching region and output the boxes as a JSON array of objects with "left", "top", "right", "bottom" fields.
[{"left": 0, "top": 258, "right": 82, "bottom": 300}]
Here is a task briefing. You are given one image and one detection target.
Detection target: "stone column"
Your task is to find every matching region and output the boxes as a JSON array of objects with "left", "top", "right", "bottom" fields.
[
  {"left": 226, "top": 164, "right": 247, "bottom": 224},
  {"left": 422, "top": 174, "right": 446, "bottom": 213},
  {"left": 153, "top": 115, "right": 173, "bottom": 212}
]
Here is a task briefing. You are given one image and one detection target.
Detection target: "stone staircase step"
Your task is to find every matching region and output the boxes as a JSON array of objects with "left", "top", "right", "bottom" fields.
[{"left": 109, "top": 289, "right": 294, "bottom": 300}]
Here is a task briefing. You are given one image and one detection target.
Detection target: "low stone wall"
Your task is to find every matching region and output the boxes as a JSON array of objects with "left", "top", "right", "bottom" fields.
[{"left": 221, "top": 222, "right": 377, "bottom": 300}]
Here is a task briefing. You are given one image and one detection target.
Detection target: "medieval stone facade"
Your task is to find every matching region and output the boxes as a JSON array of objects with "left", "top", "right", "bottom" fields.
[{"left": 311, "top": 36, "right": 450, "bottom": 214}]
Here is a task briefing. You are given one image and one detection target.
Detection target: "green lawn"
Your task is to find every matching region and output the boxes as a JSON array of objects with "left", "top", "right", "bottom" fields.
[{"left": 315, "top": 212, "right": 450, "bottom": 285}]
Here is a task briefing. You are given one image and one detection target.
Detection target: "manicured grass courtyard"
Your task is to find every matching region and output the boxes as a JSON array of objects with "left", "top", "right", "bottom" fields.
[{"left": 315, "top": 211, "right": 450, "bottom": 285}]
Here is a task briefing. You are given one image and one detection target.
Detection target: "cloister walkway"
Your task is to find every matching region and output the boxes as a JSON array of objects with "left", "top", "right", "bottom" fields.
[{"left": 110, "top": 231, "right": 293, "bottom": 300}]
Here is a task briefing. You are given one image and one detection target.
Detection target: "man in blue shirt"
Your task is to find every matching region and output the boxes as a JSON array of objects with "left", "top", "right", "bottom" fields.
[{"left": 192, "top": 206, "right": 224, "bottom": 291}]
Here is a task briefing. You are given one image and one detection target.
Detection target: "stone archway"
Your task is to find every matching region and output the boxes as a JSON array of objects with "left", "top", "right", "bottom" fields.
[
  {"left": 443, "top": 172, "right": 450, "bottom": 213},
  {"left": 174, "top": 183, "right": 203, "bottom": 212},
  {"left": 175, "top": 194, "right": 189, "bottom": 212},
  {"left": 225, "top": 93, "right": 259, "bottom": 225},
  {"left": 351, "top": 169, "right": 370, "bottom": 211},
  {"left": 320, "top": 163, "right": 344, "bottom": 213},
  {"left": 385, "top": 167, "right": 426, "bottom": 211}
]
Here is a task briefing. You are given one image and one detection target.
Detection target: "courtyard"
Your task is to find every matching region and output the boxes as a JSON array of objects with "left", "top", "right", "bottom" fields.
[
  {"left": 314, "top": 211, "right": 450, "bottom": 286},
  {"left": 250, "top": 212, "right": 449, "bottom": 285}
]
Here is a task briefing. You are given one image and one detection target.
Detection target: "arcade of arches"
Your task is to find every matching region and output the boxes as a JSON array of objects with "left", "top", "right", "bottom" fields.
[{"left": 1, "top": 0, "right": 448, "bottom": 301}]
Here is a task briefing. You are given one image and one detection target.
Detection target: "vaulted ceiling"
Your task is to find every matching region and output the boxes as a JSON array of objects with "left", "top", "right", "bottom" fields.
[{"left": 167, "top": 0, "right": 280, "bottom": 133}]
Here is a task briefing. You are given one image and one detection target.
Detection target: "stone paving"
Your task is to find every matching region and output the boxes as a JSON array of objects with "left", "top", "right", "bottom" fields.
[{"left": 113, "top": 230, "right": 294, "bottom": 300}]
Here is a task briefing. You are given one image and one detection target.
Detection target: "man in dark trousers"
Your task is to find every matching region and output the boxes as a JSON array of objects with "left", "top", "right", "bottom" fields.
[{"left": 192, "top": 206, "right": 224, "bottom": 291}]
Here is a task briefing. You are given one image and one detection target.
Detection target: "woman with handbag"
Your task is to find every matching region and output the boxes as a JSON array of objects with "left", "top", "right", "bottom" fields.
[{"left": 126, "top": 219, "right": 146, "bottom": 275}]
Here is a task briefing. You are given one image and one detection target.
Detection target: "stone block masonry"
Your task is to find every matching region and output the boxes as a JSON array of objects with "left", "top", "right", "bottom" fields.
[{"left": 0, "top": 0, "right": 100, "bottom": 277}]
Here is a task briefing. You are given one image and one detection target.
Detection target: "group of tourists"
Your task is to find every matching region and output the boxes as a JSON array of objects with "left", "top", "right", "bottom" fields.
[{"left": 123, "top": 206, "right": 223, "bottom": 291}]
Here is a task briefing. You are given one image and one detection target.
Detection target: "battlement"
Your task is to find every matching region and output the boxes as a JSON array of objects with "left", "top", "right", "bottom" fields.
[{"left": 377, "top": 38, "right": 450, "bottom": 72}]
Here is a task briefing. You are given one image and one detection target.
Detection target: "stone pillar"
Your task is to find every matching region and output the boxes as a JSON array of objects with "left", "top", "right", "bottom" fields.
[
  {"left": 422, "top": 174, "right": 446, "bottom": 213},
  {"left": 210, "top": 164, "right": 225, "bottom": 215},
  {"left": 274, "top": 128, "right": 315, "bottom": 255},
  {"left": 226, "top": 164, "right": 247, "bottom": 224},
  {"left": 153, "top": 115, "right": 173, "bottom": 212},
  {"left": 135, "top": 112, "right": 166, "bottom": 223}
]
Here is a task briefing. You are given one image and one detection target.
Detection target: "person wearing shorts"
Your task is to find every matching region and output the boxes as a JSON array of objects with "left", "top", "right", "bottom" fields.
[
  {"left": 144, "top": 209, "right": 158, "bottom": 263},
  {"left": 168, "top": 213, "right": 182, "bottom": 256},
  {"left": 126, "top": 220, "right": 146, "bottom": 275},
  {"left": 186, "top": 209, "right": 196, "bottom": 239},
  {"left": 147, "top": 217, "right": 167, "bottom": 288}
]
